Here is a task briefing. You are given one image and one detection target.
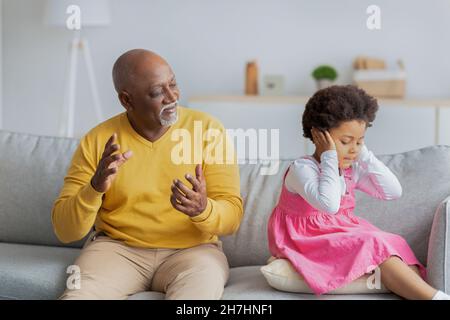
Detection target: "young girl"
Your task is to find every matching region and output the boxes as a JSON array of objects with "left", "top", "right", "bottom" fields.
[{"left": 267, "top": 85, "right": 450, "bottom": 300}]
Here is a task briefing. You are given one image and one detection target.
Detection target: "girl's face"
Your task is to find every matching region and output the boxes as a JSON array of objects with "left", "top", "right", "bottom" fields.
[{"left": 328, "top": 120, "right": 367, "bottom": 169}]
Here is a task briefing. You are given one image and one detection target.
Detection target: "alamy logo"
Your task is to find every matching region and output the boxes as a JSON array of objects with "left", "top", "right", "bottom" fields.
[
  {"left": 366, "top": 5, "right": 381, "bottom": 30},
  {"left": 66, "top": 5, "right": 81, "bottom": 30},
  {"left": 170, "top": 121, "right": 280, "bottom": 176},
  {"left": 66, "top": 265, "right": 81, "bottom": 290},
  {"left": 366, "top": 265, "right": 382, "bottom": 290}
]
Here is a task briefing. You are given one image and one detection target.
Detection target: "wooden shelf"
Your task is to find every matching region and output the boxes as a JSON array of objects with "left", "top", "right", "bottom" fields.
[{"left": 188, "top": 95, "right": 450, "bottom": 107}]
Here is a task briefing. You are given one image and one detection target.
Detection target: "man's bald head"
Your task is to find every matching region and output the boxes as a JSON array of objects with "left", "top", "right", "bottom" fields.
[{"left": 112, "top": 49, "right": 170, "bottom": 93}]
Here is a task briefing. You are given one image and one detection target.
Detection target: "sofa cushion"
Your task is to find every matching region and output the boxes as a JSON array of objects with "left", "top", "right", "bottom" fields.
[
  {"left": 427, "top": 196, "right": 450, "bottom": 293},
  {"left": 222, "top": 146, "right": 450, "bottom": 267},
  {"left": 128, "top": 266, "right": 400, "bottom": 300},
  {"left": 128, "top": 292, "right": 165, "bottom": 300},
  {"left": 0, "top": 242, "right": 80, "bottom": 299},
  {"left": 223, "top": 266, "right": 400, "bottom": 300},
  {"left": 260, "top": 258, "right": 390, "bottom": 294},
  {"left": 0, "top": 131, "right": 87, "bottom": 248}
]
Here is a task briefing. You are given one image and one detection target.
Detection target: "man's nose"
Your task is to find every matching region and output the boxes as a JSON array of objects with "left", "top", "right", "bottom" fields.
[{"left": 163, "top": 87, "right": 178, "bottom": 104}]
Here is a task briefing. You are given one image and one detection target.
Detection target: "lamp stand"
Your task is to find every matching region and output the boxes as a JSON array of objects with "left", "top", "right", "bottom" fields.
[{"left": 59, "top": 33, "right": 104, "bottom": 137}]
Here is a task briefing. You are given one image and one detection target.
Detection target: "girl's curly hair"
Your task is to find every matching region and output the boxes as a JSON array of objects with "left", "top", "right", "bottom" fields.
[{"left": 302, "top": 85, "right": 379, "bottom": 141}]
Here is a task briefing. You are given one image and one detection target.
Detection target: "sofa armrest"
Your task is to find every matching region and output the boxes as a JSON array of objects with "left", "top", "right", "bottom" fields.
[{"left": 427, "top": 196, "right": 450, "bottom": 293}]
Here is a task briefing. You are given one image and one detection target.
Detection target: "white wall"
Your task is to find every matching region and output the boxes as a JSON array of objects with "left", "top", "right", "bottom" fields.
[
  {"left": 2, "top": 0, "right": 450, "bottom": 137},
  {"left": 0, "top": 0, "right": 3, "bottom": 129}
]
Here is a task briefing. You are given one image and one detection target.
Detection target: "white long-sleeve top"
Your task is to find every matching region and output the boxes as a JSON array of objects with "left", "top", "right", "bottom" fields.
[{"left": 285, "top": 145, "right": 402, "bottom": 214}]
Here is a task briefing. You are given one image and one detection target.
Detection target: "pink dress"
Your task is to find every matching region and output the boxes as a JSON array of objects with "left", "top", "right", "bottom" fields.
[{"left": 267, "top": 162, "right": 427, "bottom": 295}]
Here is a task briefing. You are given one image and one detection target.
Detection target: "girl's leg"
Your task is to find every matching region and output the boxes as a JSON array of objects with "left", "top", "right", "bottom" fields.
[
  {"left": 378, "top": 256, "right": 437, "bottom": 300},
  {"left": 409, "top": 265, "right": 421, "bottom": 277}
]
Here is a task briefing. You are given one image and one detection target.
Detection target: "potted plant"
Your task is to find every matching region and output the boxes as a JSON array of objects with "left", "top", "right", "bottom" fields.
[{"left": 312, "top": 65, "right": 338, "bottom": 90}]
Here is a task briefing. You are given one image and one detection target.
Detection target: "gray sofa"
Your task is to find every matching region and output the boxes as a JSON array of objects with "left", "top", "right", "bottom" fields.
[{"left": 0, "top": 129, "right": 449, "bottom": 300}]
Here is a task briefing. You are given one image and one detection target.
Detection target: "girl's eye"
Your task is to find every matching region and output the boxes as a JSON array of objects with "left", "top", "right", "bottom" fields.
[{"left": 341, "top": 141, "right": 349, "bottom": 145}]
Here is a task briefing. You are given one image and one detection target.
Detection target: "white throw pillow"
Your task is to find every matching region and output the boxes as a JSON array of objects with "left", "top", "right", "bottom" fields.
[{"left": 261, "top": 257, "right": 390, "bottom": 294}]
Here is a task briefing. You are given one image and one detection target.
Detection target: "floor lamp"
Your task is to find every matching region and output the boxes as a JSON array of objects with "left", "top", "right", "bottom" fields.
[{"left": 45, "top": 0, "right": 111, "bottom": 137}]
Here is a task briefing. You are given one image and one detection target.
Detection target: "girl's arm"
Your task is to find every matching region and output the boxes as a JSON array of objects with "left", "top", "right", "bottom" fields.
[
  {"left": 354, "top": 145, "right": 402, "bottom": 200},
  {"left": 285, "top": 150, "right": 342, "bottom": 214}
]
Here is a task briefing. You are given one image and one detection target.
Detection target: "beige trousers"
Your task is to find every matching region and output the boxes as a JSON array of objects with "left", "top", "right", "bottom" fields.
[{"left": 59, "top": 231, "right": 230, "bottom": 300}]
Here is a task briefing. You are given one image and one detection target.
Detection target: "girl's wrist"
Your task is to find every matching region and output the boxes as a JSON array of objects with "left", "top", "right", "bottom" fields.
[
  {"left": 321, "top": 149, "right": 338, "bottom": 160},
  {"left": 358, "top": 144, "right": 371, "bottom": 162}
]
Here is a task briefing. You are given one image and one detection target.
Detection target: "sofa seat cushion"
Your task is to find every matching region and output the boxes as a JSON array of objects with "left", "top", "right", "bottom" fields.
[
  {"left": 127, "top": 266, "right": 400, "bottom": 300},
  {"left": 0, "top": 242, "right": 80, "bottom": 300}
]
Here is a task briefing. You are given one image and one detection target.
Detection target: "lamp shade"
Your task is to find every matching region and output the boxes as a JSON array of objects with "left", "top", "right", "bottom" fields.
[{"left": 45, "top": 0, "right": 111, "bottom": 27}]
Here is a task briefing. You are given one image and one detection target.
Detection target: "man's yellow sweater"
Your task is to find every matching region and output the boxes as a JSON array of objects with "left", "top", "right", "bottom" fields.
[{"left": 52, "top": 106, "right": 243, "bottom": 248}]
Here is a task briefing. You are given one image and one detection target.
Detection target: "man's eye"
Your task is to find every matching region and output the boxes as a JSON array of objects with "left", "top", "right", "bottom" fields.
[
  {"left": 170, "top": 82, "right": 177, "bottom": 87},
  {"left": 150, "top": 91, "right": 163, "bottom": 97},
  {"left": 341, "top": 141, "right": 349, "bottom": 145}
]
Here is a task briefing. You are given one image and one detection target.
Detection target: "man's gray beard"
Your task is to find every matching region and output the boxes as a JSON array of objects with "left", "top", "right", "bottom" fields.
[{"left": 159, "top": 102, "right": 179, "bottom": 126}]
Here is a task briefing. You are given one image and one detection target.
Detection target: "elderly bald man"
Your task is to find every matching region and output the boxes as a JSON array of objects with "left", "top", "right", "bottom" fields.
[{"left": 52, "top": 49, "right": 243, "bottom": 300}]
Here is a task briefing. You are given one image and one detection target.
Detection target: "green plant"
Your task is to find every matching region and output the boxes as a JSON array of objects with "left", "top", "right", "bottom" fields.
[{"left": 311, "top": 65, "right": 338, "bottom": 81}]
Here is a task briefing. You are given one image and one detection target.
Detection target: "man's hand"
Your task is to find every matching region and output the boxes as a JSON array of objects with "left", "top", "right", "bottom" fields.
[
  {"left": 170, "top": 164, "right": 208, "bottom": 217},
  {"left": 91, "top": 133, "right": 133, "bottom": 193},
  {"left": 311, "top": 127, "right": 336, "bottom": 158}
]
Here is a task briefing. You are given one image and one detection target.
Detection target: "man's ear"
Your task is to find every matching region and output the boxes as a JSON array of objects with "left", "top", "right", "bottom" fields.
[{"left": 118, "top": 91, "right": 133, "bottom": 111}]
